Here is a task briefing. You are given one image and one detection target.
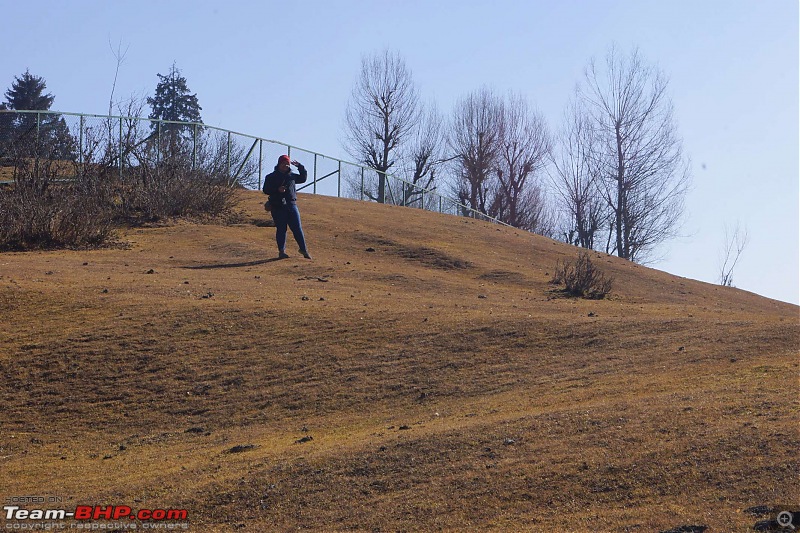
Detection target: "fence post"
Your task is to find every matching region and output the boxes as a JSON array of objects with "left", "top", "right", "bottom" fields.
[
  {"left": 227, "top": 131, "right": 231, "bottom": 183},
  {"left": 34, "top": 112, "right": 40, "bottom": 177},
  {"left": 79, "top": 114, "right": 84, "bottom": 177},
  {"left": 258, "top": 139, "right": 263, "bottom": 190},
  {"left": 119, "top": 116, "right": 123, "bottom": 180},
  {"left": 157, "top": 121, "right": 161, "bottom": 165},
  {"left": 313, "top": 154, "right": 317, "bottom": 195},
  {"left": 192, "top": 123, "right": 197, "bottom": 171},
  {"left": 360, "top": 168, "right": 364, "bottom": 201},
  {"left": 337, "top": 161, "right": 341, "bottom": 198}
]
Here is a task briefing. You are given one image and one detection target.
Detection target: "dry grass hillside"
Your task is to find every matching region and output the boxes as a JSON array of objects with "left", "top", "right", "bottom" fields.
[{"left": 1, "top": 191, "right": 797, "bottom": 532}]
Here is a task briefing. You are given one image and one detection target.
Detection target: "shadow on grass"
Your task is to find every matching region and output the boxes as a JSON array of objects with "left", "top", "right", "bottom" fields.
[{"left": 183, "top": 258, "right": 283, "bottom": 270}]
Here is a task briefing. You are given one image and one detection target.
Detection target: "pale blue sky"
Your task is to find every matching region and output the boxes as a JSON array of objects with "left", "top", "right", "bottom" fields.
[{"left": 2, "top": 0, "right": 797, "bottom": 304}]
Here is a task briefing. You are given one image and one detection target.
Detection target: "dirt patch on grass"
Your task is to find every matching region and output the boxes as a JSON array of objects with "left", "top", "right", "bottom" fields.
[
  {"left": 477, "top": 269, "right": 529, "bottom": 285},
  {"left": 356, "top": 233, "right": 472, "bottom": 270}
]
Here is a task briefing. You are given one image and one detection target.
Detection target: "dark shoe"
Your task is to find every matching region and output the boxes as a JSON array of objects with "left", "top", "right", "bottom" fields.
[
  {"left": 299, "top": 249, "right": 312, "bottom": 260},
  {"left": 278, "top": 251, "right": 289, "bottom": 259}
]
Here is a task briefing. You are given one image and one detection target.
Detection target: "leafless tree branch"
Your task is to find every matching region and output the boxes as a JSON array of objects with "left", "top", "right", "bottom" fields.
[
  {"left": 448, "top": 87, "right": 502, "bottom": 215},
  {"left": 579, "top": 45, "right": 690, "bottom": 262},
  {"left": 494, "top": 93, "right": 552, "bottom": 231},
  {"left": 549, "top": 96, "right": 608, "bottom": 248},
  {"left": 344, "top": 49, "right": 419, "bottom": 203},
  {"left": 718, "top": 221, "right": 749, "bottom": 287}
]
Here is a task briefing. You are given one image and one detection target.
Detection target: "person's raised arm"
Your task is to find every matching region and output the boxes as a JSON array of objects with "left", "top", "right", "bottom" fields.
[{"left": 293, "top": 160, "right": 307, "bottom": 184}]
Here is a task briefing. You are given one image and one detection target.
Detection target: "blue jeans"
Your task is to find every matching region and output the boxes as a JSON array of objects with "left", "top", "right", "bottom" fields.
[{"left": 272, "top": 203, "right": 307, "bottom": 253}]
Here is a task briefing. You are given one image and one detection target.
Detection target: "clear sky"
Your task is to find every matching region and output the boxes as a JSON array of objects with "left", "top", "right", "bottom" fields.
[{"left": 2, "top": 0, "right": 798, "bottom": 304}]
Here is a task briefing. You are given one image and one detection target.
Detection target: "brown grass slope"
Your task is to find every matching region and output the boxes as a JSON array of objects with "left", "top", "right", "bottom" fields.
[{"left": 0, "top": 191, "right": 797, "bottom": 532}]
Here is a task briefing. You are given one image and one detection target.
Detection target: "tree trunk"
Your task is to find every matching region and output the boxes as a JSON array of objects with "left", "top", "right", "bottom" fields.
[{"left": 615, "top": 123, "right": 626, "bottom": 258}]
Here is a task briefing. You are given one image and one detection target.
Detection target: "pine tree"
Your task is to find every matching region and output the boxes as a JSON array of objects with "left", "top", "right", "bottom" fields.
[
  {"left": 1, "top": 70, "right": 72, "bottom": 159},
  {"left": 3, "top": 70, "right": 56, "bottom": 139},
  {"left": 147, "top": 63, "right": 202, "bottom": 137},
  {"left": 4, "top": 70, "right": 55, "bottom": 111}
]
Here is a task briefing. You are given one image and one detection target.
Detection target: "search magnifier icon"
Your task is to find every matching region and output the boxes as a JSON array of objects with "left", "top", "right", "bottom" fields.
[{"left": 778, "top": 511, "right": 795, "bottom": 530}]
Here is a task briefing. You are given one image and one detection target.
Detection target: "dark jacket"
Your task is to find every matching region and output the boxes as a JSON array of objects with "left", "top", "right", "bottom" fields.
[{"left": 262, "top": 164, "right": 307, "bottom": 208}]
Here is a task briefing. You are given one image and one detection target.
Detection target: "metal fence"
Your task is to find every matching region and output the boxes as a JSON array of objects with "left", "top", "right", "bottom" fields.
[{"left": 0, "top": 109, "right": 507, "bottom": 225}]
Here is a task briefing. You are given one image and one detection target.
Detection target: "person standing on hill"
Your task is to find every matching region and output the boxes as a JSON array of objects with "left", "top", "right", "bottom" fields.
[{"left": 262, "top": 155, "right": 312, "bottom": 259}]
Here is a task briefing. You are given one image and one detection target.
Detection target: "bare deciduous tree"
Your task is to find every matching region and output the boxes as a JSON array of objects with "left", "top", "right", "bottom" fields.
[
  {"left": 344, "top": 49, "right": 419, "bottom": 204},
  {"left": 108, "top": 39, "right": 129, "bottom": 120},
  {"left": 104, "top": 39, "right": 132, "bottom": 167},
  {"left": 516, "top": 184, "right": 557, "bottom": 237},
  {"left": 580, "top": 46, "right": 690, "bottom": 263},
  {"left": 550, "top": 98, "right": 607, "bottom": 249},
  {"left": 401, "top": 103, "right": 445, "bottom": 207},
  {"left": 718, "top": 221, "right": 749, "bottom": 287},
  {"left": 448, "top": 87, "right": 502, "bottom": 215},
  {"left": 494, "top": 93, "right": 552, "bottom": 231}
]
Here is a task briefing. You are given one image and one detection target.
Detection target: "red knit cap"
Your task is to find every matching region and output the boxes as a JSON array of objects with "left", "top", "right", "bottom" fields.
[{"left": 278, "top": 155, "right": 291, "bottom": 165}]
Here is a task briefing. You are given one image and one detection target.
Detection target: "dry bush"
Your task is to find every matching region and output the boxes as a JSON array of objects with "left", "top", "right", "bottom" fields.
[
  {"left": 0, "top": 156, "right": 238, "bottom": 250},
  {"left": 116, "top": 131, "right": 241, "bottom": 224},
  {"left": 119, "top": 172, "right": 233, "bottom": 224},
  {"left": 117, "top": 166, "right": 238, "bottom": 223},
  {"left": 0, "top": 166, "right": 115, "bottom": 250},
  {"left": 0, "top": 126, "right": 116, "bottom": 250},
  {"left": 0, "top": 113, "right": 244, "bottom": 249},
  {"left": 551, "top": 249, "right": 613, "bottom": 299}
]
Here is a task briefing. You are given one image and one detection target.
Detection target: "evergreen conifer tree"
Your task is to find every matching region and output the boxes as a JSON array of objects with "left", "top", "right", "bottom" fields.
[
  {"left": 4, "top": 70, "right": 56, "bottom": 140},
  {"left": 5, "top": 70, "right": 55, "bottom": 111},
  {"left": 2, "top": 70, "right": 73, "bottom": 159},
  {"left": 147, "top": 63, "right": 203, "bottom": 137}
]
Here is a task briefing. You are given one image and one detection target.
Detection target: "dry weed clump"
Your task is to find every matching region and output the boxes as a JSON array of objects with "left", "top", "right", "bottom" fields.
[
  {"left": 551, "top": 249, "right": 614, "bottom": 299},
  {"left": 0, "top": 166, "right": 115, "bottom": 250},
  {"left": 115, "top": 168, "right": 238, "bottom": 224},
  {"left": 0, "top": 153, "right": 238, "bottom": 250}
]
